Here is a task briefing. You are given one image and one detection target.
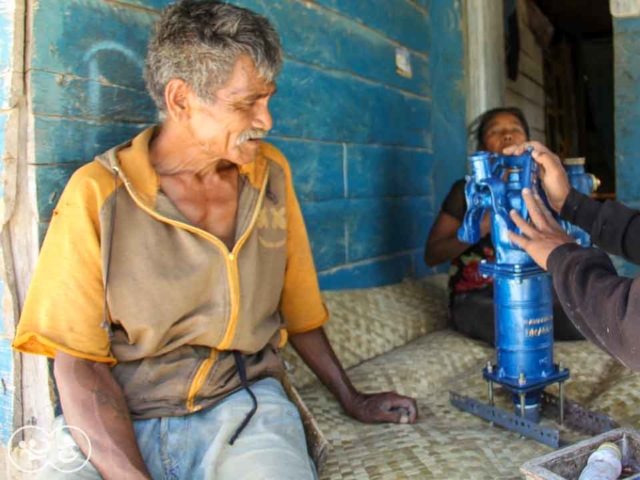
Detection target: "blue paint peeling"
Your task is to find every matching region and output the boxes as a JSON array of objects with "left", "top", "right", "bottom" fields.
[
  {"left": 308, "top": 0, "right": 431, "bottom": 55},
  {"left": 268, "top": 138, "right": 344, "bottom": 202},
  {"left": 347, "top": 145, "right": 434, "bottom": 198},
  {"left": 271, "top": 60, "right": 431, "bottom": 147},
  {"left": 319, "top": 254, "right": 414, "bottom": 290},
  {"left": 229, "top": 0, "right": 431, "bottom": 97},
  {"left": 0, "top": 0, "right": 14, "bottom": 445}
]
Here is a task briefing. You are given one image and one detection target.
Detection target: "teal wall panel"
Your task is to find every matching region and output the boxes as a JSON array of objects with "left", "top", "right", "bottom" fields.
[
  {"left": 31, "top": 0, "right": 153, "bottom": 90},
  {"left": 31, "top": 71, "right": 157, "bottom": 123},
  {"left": 429, "top": 0, "right": 467, "bottom": 210},
  {"left": 614, "top": 17, "right": 640, "bottom": 277},
  {"left": 229, "top": 0, "right": 431, "bottom": 97},
  {"left": 36, "top": 163, "right": 86, "bottom": 222},
  {"left": 318, "top": 253, "right": 414, "bottom": 290},
  {"left": 268, "top": 138, "right": 344, "bottom": 203},
  {"left": 347, "top": 197, "right": 433, "bottom": 262},
  {"left": 30, "top": 0, "right": 466, "bottom": 289},
  {"left": 308, "top": 0, "right": 430, "bottom": 55},
  {"left": 34, "top": 117, "right": 148, "bottom": 165},
  {"left": 347, "top": 145, "right": 434, "bottom": 198},
  {"left": 300, "top": 200, "right": 348, "bottom": 271},
  {"left": 271, "top": 61, "right": 431, "bottom": 147}
]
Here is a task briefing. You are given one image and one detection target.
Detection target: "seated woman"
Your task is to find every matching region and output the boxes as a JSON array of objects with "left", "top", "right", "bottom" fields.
[{"left": 424, "top": 107, "right": 582, "bottom": 345}]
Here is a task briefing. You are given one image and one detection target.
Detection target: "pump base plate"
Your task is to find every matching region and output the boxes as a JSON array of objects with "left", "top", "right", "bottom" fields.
[{"left": 450, "top": 390, "right": 619, "bottom": 448}]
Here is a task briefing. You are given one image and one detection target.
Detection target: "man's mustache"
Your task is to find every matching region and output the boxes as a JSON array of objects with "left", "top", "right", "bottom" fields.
[{"left": 236, "top": 129, "right": 267, "bottom": 145}]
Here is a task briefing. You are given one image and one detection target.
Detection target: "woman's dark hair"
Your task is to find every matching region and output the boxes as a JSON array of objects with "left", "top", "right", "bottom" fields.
[{"left": 469, "top": 107, "right": 531, "bottom": 150}]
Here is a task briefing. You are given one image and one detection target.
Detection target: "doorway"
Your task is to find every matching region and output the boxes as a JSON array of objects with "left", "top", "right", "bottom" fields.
[{"left": 536, "top": 0, "right": 615, "bottom": 199}]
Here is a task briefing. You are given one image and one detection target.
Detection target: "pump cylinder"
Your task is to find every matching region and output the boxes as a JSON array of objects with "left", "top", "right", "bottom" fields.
[{"left": 494, "top": 272, "right": 555, "bottom": 384}]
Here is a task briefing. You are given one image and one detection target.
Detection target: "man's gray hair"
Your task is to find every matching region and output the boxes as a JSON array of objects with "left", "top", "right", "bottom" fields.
[{"left": 145, "top": 0, "right": 283, "bottom": 113}]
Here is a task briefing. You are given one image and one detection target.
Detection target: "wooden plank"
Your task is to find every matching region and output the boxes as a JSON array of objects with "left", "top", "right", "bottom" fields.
[
  {"left": 35, "top": 163, "right": 85, "bottom": 222},
  {"left": 33, "top": 0, "right": 431, "bottom": 98},
  {"left": 229, "top": 0, "right": 431, "bottom": 96},
  {"left": 431, "top": 0, "right": 466, "bottom": 208},
  {"left": 611, "top": 0, "right": 640, "bottom": 18},
  {"left": 464, "top": 0, "right": 506, "bottom": 121},
  {"left": 347, "top": 145, "right": 434, "bottom": 198},
  {"left": 268, "top": 138, "right": 344, "bottom": 202},
  {"left": 33, "top": 116, "right": 149, "bottom": 165},
  {"left": 507, "top": 73, "right": 545, "bottom": 107},
  {"left": 303, "top": 0, "right": 430, "bottom": 55},
  {"left": 300, "top": 200, "right": 347, "bottom": 271},
  {"left": 519, "top": 52, "right": 544, "bottom": 86},
  {"left": 520, "top": 29, "right": 543, "bottom": 66},
  {"left": 614, "top": 18, "right": 640, "bottom": 156},
  {"left": 506, "top": 89, "right": 545, "bottom": 131},
  {"left": 30, "top": 70, "right": 157, "bottom": 123},
  {"left": 530, "top": 128, "right": 547, "bottom": 143},
  {"left": 105, "top": 0, "right": 168, "bottom": 11},
  {"left": 318, "top": 252, "right": 415, "bottom": 289},
  {"left": 410, "top": 0, "right": 430, "bottom": 11},
  {"left": 347, "top": 197, "right": 433, "bottom": 262},
  {"left": 31, "top": 0, "right": 155, "bottom": 91},
  {"left": 271, "top": 60, "right": 431, "bottom": 148},
  {"left": 615, "top": 18, "right": 640, "bottom": 205}
]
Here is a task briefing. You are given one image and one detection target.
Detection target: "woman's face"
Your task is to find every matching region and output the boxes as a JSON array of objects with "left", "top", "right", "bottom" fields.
[{"left": 482, "top": 113, "right": 528, "bottom": 153}]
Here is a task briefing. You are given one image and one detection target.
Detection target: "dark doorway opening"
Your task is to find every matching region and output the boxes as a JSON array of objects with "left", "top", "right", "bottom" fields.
[{"left": 536, "top": 0, "right": 615, "bottom": 199}]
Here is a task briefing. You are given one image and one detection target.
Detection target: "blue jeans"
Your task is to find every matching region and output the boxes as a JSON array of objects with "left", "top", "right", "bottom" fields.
[{"left": 39, "top": 378, "right": 317, "bottom": 480}]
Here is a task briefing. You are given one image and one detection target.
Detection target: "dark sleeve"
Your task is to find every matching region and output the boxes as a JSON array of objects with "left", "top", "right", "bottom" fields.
[
  {"left": 440, "top": 179, "right": 468, "bottom": 221},
  {"left": 548, "top": 243, "right": 640, "bottom": 371},
  {"left": 561, "top": 188, "right": 640, "bottom": 264}
]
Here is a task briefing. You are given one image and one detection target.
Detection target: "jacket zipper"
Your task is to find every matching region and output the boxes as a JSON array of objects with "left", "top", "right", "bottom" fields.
[{"left": 113, "top": 162, "right": 271, "bottom": 412}]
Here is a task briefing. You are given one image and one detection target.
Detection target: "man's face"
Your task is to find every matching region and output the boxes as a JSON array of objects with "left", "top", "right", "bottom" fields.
[{"left": 186, "top": 55, "right": 277, "bottom": 165}]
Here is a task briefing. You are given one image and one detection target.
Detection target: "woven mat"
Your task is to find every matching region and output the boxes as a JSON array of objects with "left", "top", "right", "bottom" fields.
[
  {"left": 286, "top": 278, "right": 640, "bottom": 479},
  {"left": 282, "top": 276, "right": 449, "bottom": 389}
]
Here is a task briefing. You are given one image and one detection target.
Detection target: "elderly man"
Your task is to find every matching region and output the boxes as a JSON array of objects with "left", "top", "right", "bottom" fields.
[
  {"left": 506, "top": 141, "right": 640, "bottom": 372},
  {"left": 13, "top": 2, "right": 417, "bottom": 479}
]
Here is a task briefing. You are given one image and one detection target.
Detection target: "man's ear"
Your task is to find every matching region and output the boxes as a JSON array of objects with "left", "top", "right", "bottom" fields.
[{"left": 164, "top": 79, "right": 193, "bottom": 122}]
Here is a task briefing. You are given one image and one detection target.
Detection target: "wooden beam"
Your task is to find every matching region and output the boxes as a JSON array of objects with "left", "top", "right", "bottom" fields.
[
  {"left": 464, "top": 0, "right": 506, "bottom": 124},
  {"left": 611, "top": 0, "right": 640, "bottom": 18}
]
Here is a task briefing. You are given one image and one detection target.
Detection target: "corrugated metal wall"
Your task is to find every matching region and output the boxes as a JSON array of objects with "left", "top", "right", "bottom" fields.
[{"left": 27, "top": 0, "right": 466, "bottom": 291}]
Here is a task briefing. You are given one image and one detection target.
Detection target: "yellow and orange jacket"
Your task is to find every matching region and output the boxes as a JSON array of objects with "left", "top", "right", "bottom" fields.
[{"left": 13, "top": 127, "right": 329, "bottom": 418}]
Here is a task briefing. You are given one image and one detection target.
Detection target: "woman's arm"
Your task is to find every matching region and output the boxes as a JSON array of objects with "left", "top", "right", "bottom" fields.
[{"left": 424, "top": 211, "right": 491, "bottom": 266}]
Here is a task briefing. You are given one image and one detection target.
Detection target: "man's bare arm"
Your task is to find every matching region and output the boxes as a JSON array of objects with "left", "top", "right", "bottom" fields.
[
  {"left": 289, "top": 327, "right": 417, "bottom": 424},
  {"left": 54, "top": 351, "right": 151, "bottom": 479}
]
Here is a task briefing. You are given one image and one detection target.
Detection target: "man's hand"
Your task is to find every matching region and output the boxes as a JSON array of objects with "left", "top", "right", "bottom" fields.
[
  {"left": 288, "top": 327, "right": 419, "bottom": 425},
  {"left": 343, "top": 391, "right": 418, "bottom": 424},
  {"left": 503, "top": 141, "right": 571, "bottom": 213},
  {"left": 508, "top": 188, "right": 575, "bottom": 270}
]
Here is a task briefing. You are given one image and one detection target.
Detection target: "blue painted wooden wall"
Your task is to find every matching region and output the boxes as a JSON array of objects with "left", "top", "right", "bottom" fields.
[
  {"left": 30, "top": 0, "right": 466, "bottom": 290},
  {"left": 613, "top": 15, "right": 640, "bottom": 276},
  {"left": 0, "top": 0, "right": 16, "bottom": 445}
]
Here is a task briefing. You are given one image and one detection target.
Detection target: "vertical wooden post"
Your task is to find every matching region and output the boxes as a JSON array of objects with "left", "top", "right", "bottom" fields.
[{"left": 464, "top": 0, "right": 506, "bottom": 128}]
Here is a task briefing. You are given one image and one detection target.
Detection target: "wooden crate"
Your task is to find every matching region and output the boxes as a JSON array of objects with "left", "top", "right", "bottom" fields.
[{"left": 521, "top": 428, "right": 640, "bottom": 480}]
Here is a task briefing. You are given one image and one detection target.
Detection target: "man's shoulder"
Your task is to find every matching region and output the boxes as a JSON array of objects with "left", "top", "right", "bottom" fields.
[
  {"left": 61, "top": 159, "right": 118, "bottom": 206},
  {"left": 260, "top": 141, "right": 290, "bottom": 172}
]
